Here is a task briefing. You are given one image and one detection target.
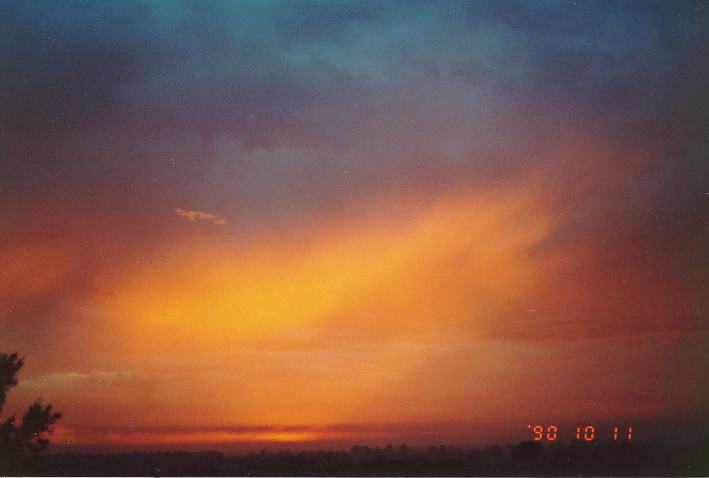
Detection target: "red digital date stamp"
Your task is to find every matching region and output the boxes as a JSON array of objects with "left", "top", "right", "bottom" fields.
[{"left": 528, "top": 424, "right": 633, "bottom": 442}]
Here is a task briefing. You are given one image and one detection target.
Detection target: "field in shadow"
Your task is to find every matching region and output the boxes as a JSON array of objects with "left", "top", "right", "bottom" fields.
[{"left": 4, "top": 440, "right": 708, "bottom": 476}]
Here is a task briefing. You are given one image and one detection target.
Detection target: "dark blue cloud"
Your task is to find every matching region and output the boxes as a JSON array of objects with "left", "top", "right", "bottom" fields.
[{"left": 1, "top": 0, "right": 706, "bottom": 244}]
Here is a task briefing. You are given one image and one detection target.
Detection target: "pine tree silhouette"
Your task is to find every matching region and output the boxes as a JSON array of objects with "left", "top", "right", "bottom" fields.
[{"left": 0, "top": 353, "right": 62, "bottom": 471}]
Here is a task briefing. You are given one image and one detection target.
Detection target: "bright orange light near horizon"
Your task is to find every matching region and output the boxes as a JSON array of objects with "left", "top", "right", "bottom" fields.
[{"left": 52, "top": 427, "right": 327, "bottom": 447}]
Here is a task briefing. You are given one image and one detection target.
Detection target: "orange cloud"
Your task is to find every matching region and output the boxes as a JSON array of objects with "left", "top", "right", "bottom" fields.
[
  {"left": 114, "top": 188, "right": 553, "bottom": 349},
  {"left": 90, "top": 186, "right": 560, "bottom": 429},
  {"left": 6, "top": 180, "right": 705, "bottom": 451}
]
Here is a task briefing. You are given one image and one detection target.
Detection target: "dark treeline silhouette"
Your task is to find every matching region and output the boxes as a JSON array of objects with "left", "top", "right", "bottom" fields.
[
  {"left": 9, "top": 440, "right": 709, "bottom": 476},
  {"left": 0, "top": 353, "right": 62, "bottom": 474}
]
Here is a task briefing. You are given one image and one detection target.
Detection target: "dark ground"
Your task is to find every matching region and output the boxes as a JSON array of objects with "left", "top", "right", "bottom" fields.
[{"left": 2, "top": 440, "right": 708, "bottom": 476}]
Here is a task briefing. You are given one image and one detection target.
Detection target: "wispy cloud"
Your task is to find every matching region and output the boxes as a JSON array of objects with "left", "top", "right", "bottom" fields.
[
  {"left": 17, "top": 370, "right": 145, "bottom": 390},
  {"left": 176, "top": 208, "right": 227, "bottom": 225}
]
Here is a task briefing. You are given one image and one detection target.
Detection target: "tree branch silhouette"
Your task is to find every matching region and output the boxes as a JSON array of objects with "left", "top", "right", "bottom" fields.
[{"left": 0, "top": 352, "right": 62, "bottom": 469}]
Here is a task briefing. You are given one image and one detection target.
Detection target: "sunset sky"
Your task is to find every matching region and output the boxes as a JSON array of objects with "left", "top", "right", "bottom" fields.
[{"left": 1, "top": 0, "right": 707, "bottom": 451}]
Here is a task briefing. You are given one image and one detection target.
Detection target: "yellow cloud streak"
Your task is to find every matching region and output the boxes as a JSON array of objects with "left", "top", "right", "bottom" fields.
[
  {"left": 111, "top": 189, "right": 551, "bottom": 350},
  {"left": 96, "top": 188, "right": 554, "bottom": 426}
]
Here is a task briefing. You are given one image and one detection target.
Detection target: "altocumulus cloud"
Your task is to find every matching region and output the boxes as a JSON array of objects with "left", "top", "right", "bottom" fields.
[{"left": 176, "top": 208, "right": 227, "bottom": 225}]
